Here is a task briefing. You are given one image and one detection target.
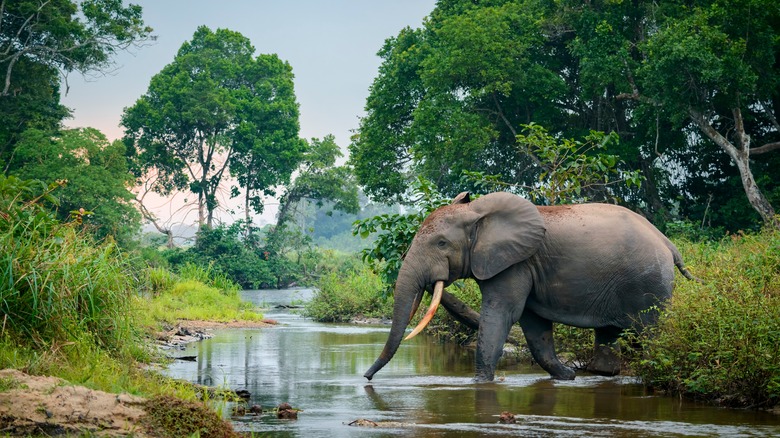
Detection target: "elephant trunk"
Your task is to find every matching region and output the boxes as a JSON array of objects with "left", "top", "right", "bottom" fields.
[{"left": 364, "top": 263, "right": 441, "bottom": 381}]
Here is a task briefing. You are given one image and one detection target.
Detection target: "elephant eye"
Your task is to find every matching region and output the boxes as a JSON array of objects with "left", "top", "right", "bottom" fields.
[{"left": 437, "top": 240, "right": 447, "bottom": 248}]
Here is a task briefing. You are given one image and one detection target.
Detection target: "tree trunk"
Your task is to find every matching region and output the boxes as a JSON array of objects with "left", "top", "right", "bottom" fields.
[
  {"left": 689, "top": 109, "right": 779, "bottom": 229},
  {"left": 198, "top": 190, "right": 206, "bottom": 230}
]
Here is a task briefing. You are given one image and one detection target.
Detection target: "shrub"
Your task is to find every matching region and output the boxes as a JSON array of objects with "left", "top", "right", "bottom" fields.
[
  {"left": 629, "top": 230, "right": 780, "bottom": 408},
  {"left": 304, "top": 266, "right": 391, "bottom": 322}
]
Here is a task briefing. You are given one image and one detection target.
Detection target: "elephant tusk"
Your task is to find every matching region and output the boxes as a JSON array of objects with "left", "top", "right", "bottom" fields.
[{"left": 404, "top": 280, "right": 443, "bottom": 340}]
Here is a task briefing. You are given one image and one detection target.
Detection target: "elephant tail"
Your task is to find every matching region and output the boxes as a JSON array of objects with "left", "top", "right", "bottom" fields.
[{"left": 670, "top": 244, "right": 703, "bottom": 283}]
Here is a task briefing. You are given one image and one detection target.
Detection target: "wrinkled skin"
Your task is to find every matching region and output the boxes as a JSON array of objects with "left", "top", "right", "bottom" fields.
[{"left": 364, "top": 192, "right": 695, "bottom": 382}]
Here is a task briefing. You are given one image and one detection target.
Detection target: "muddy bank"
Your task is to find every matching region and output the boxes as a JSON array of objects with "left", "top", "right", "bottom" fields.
[
  {"left": 154, "top": 319, "right": 277, "bottom": 350},
  {"left": 0, "top": 319, "right": 277, "bottom": 437}
]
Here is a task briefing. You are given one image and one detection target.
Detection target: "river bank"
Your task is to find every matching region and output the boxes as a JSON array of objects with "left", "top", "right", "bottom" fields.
[{"left": 0, "top": 319, "right": 280, "bottom": 437}]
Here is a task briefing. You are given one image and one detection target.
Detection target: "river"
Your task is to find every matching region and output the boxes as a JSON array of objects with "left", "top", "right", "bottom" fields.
[{"left": 163, "top": 288, "right": 780, "bottom": 437}]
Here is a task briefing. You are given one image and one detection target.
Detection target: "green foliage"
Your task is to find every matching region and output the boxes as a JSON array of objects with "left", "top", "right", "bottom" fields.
[
  {"left": 276, "top": 135, "right": 360, "bottom": 227},
  {"left": 0, "top": 0, "right": 152, "bottom": 172},
  {"left": 9, "top": 128, "right": 141, "bottom": 245},
  {"left": 353, "top": 178, "right": 449, "bottom": 297},
  {"left": 664, "top": 220, "right": 725, "bottom": 242},
  {"left": 350, "top": 0, "right": 779, "bottom": 231},
  {"left": 516, "top": 124, "right": 643, "bottom": 204},
  {"left": 628, "top": 230, "right": 780, "bottom": 408},
  {"left": 304, "top": 265, "right": 392, "bottom": 323},
  {"left": 0, "top": 175, "right": 139, "bottom": 354},
  {"left": 163, "top": 223, "right": 275, "bottom": 289}
]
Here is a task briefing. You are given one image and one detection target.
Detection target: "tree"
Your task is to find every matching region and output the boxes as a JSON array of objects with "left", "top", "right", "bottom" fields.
[
  {"left": 559, "top": 0, "right": 780, "bottom": 228},
  {"left": 276, "top": 135, "right": 359, "bottom": 228},
  {"left": 636, "top": 2, "right": 780, "bottom": 228},
  {"left": 349, "top": 1, "right": 567, "bottom": 203},
  {"left": 350, "top": 0, "right": 779, "bottom": 230},
  {"left": 228, "top": 54, "right": 306, "bottom": 225},
  {"left": 122, "top": 26, "right": 303, "bottom": 231},
  {"left": 0, "top": 0, "right": 152, "bottom": 172},
  {"left": 9, "top": 128, "right": 140, "bottom": 244}
]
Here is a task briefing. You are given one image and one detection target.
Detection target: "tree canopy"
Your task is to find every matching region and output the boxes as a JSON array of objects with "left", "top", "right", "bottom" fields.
[
  {"left": 122, "top": 26, "right": 304, "bottom": 230},
  {"left": 0, "top": 0, "right": 152, "bottom": 245},
  {"left": 350, "top": 0, "right": 780, "bottom": 231}
]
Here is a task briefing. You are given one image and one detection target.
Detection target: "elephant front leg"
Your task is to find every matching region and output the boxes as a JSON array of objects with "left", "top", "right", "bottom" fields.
[
  {"left": 519, "top": 310, "right": 576, "bottom": 380},
  {"left": 474, "top": 303, "right": 514, "bottom": 382},
  {"left": 474, "top": 268, "right": 532, "bottom": 382}
]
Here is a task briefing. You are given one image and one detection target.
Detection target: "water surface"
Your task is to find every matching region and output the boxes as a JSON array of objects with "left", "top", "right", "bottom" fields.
[{"left": 164, "top": 289, "right": 780, "bottom": 437}]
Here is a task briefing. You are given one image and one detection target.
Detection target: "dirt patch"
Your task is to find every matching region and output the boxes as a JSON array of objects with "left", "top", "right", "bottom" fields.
[{"left": 0, "top": 369, "right": 150, "bottom": 437}]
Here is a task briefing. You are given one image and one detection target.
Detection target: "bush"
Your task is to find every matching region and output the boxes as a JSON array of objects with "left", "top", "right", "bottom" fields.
[
  {"left": 629, "top": 230, "right": 780, "bottom": 408},
  {"left": 304, "top": 266, "right": 391, "bottom": 322}
]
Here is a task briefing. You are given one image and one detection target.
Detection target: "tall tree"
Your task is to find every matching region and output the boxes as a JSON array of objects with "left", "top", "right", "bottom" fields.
[
  {"left": 639, "top": 1, "right": 779, "bottom": 228},
  {"left": 122, "top": 26, "right": 304, "bottom": 230},
  {"left": 228, "top": 54, "right": 306, "bottom": 226},
  {"left": 276, "top": 135, "right": 359, "bottom": 229}
]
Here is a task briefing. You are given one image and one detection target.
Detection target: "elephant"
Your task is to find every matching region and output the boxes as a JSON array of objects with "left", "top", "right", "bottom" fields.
[{"left": 364, "top": 191, "right": 696, "bottom": 382}]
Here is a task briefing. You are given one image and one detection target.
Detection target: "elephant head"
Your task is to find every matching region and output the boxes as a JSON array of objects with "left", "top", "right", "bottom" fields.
[{"left": 364, "top": 192, "right": 545, "bottom": 380}]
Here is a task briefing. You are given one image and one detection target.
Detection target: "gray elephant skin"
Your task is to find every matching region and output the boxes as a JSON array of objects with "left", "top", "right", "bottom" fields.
[{"left": 364, "top": 191, "right": 696, "bottom": 382}]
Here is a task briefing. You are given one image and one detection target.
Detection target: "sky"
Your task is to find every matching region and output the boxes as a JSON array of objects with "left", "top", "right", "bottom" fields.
[{"left": 60, "top": 1, "right": 435, "bottom": 229}]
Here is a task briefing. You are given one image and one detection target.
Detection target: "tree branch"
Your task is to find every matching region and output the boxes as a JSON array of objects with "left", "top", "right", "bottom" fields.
[
  {"left": 688, "top": 108, "right": 743, "bottom": 162},
  {"left": 491, "top": 93, "right": 543, "bottom": 168},
  {"left": 751, "top": 141, "right": 780, "bottom": 155}
]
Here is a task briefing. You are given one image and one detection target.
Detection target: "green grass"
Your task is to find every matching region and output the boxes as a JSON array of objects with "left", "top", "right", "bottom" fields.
[{"left": 135, "top": 279, "right": 264, "bottom": 327}]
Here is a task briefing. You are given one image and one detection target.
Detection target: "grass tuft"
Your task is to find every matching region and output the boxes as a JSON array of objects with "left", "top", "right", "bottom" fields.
[{"left": 143, "top": 395, "right": 240, "bottom": 438}]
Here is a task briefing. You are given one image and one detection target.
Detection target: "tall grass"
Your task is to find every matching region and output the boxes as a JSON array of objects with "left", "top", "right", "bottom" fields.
[
  {"left": 0, "top": 176, "right": 265, "bottom": 402},
  {"left": 1, "top": 196, "right": 139, "bottom": 356}
]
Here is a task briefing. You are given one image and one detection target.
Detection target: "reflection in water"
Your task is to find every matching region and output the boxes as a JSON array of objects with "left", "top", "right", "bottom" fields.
[{"left": 164, "top": 289, "right": 780, "bottom": 437}]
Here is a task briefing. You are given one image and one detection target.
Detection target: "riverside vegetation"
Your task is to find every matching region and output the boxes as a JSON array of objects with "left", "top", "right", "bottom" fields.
[{"left": 0, "top": 175, "right": 258, "bottom": 436}]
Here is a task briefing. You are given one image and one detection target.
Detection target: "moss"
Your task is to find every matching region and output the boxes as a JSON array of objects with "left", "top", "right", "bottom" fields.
[{"left": 142, "top": 395, "right": 239, "bottom": 438}]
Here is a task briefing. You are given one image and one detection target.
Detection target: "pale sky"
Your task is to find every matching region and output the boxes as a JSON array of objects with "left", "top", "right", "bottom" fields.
[{"left": 60, "top": 1, "right": 435, "bottom": 229}]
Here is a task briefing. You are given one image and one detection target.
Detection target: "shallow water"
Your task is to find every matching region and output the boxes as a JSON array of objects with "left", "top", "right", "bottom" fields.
[{"left": 163, "top": 289, "right": 780, "bottom": 437}]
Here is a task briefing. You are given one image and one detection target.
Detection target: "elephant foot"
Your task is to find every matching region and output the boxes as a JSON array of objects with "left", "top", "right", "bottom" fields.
[
  {"left": 587, "top": 345, "right": 621, "bottom": 376},
  {"left": 473, "top": 373, "right": 495, "bottom": 383},
  {"left": 549, "top": 365, "right": 576, "bottom": 380}
]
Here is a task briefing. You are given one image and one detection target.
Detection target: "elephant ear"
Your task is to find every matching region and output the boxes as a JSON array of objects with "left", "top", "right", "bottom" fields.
[
  {"left": 451, "top": 191, "right": 471, "bottom": 204},
  {"left": 469, "top": 192, "right": 546, "bottom": 280}
]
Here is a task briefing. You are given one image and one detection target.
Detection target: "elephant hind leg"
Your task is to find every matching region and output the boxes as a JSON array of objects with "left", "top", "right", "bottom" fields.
[
  {"left": 519, "top": 311, "right": 576, "bottom": 380},
  {"left": 587, "top": 326, "right": 623, "bottom": 376}
]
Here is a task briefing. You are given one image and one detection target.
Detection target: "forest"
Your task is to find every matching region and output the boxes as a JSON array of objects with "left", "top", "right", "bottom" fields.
[{"left": 0, "top": 0, "right": 778, "bottom": 433}]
